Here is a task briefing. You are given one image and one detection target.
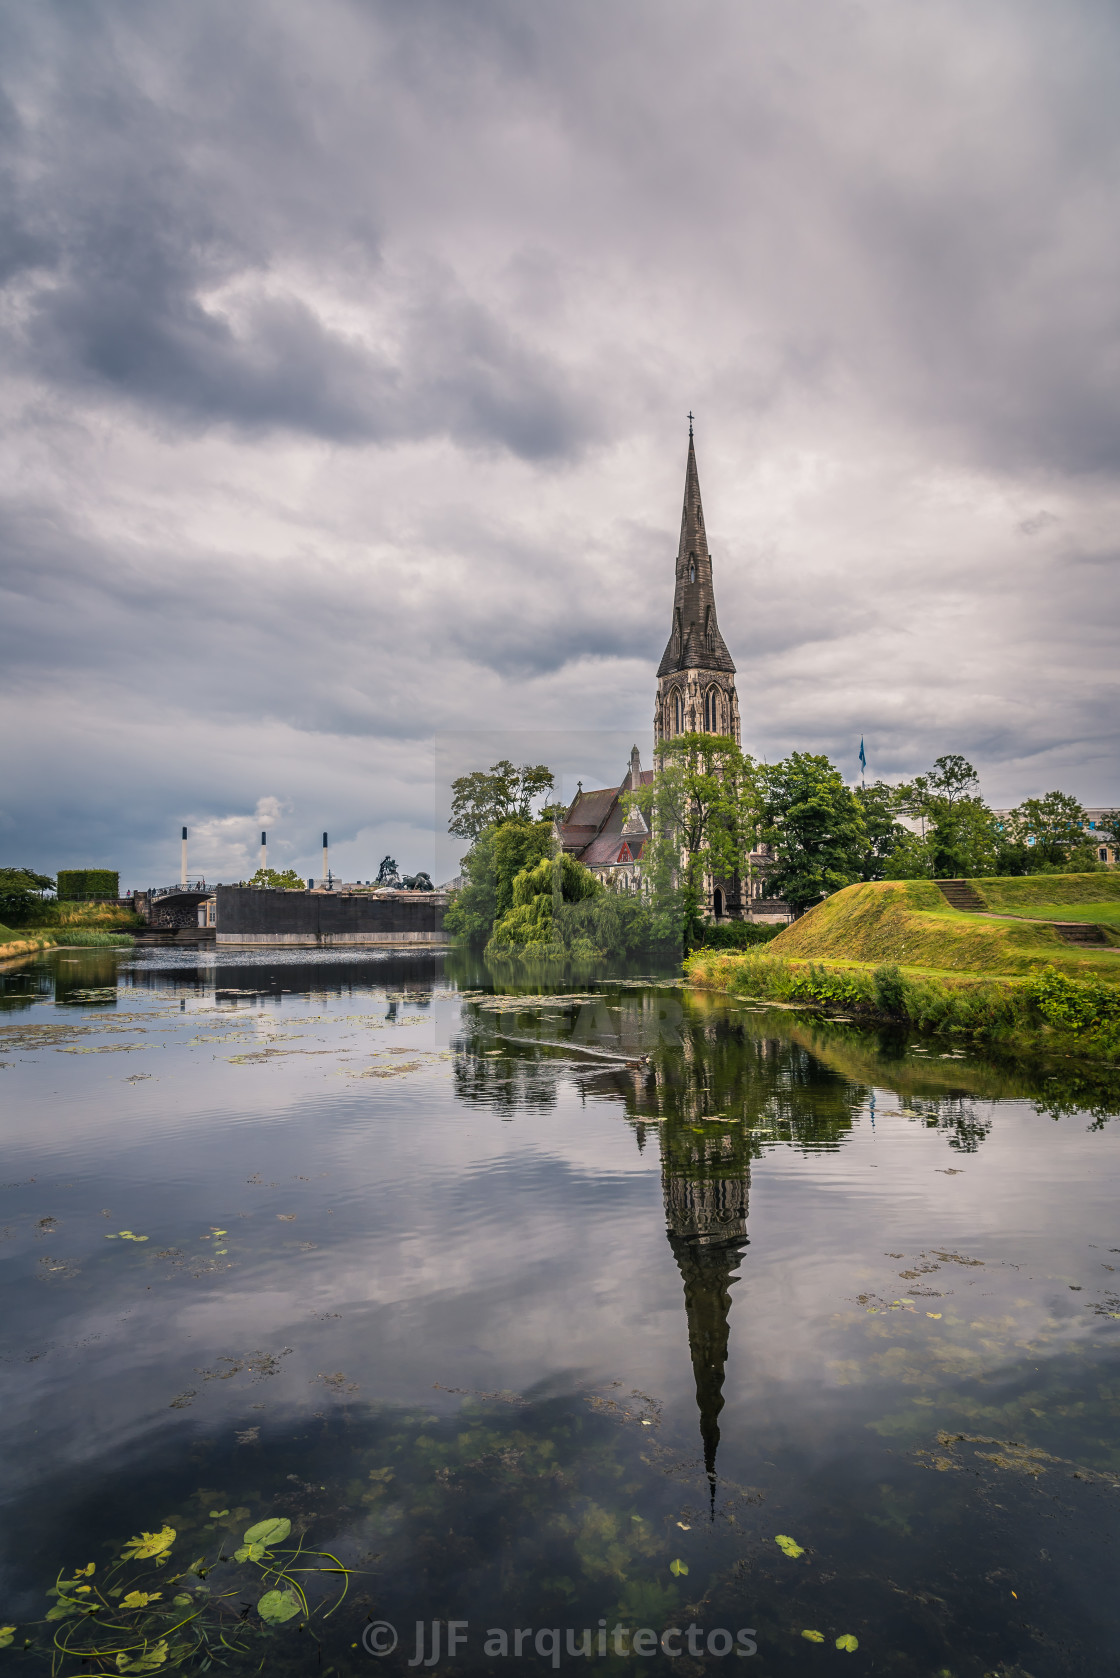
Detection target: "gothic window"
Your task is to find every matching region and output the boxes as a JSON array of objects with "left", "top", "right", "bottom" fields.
[
  {"left": 673, "top": 690, "right": 684, "bottom": 734},
  {"left": 704, "top": 688, "right": 720, "bottom": 732},
  {"left": 689, "top": 555, "right": 696, "bottom": 583}
]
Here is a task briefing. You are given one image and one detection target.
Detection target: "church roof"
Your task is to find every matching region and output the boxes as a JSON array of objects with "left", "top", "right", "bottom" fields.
[
  {"left": 555, "top": 751, "right": 653, "bottom": 861},
  {"left": 657, "top": 430, "right": 736, "bottom": 680}
]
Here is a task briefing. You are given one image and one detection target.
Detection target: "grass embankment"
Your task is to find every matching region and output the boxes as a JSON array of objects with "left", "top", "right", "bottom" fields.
[
  {"left": 0, "top": 902, "right": 142, "bottom": 958},
  {"left": 763, "top": 879, "right": 1120, "bottom": 976},
  {"left": 685, "top": 877, "right": 1120, "bottom": 1064},
  {"left": 972, "top": 874, "right": 1120, "bottom": 912}
]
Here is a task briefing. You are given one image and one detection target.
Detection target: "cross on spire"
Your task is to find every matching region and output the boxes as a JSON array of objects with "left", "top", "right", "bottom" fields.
[{"left": 687, "top": 410, "right": 694, "bottom": 437}]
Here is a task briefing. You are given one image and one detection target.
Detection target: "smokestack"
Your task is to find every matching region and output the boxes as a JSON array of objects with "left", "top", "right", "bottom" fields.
[
  {"left": 260, "top": 830, "right": 267, "bottom": 872},
  {"left": 181, "top": 826, "right": 188, "bottom": 887},
  {"left": 322, "top": 832, "right": 329, "bottom": 886}
]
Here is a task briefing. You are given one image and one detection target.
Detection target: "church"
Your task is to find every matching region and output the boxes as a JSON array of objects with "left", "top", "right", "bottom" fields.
[{"left": 554, "top": 426, "right": 787, "bottom": 920}]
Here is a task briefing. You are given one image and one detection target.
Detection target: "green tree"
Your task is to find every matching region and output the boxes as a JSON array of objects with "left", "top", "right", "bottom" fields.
[
  {"left": 449, "top": 761, "right": 556, "bottom": 841},
  {"left": 444, "top": 818, "right": 555, "bottom": 946},
  {"left": 628, "top": 734, "right": 757, "bottom": 947},
  {"left": 853, "top": 781, "right": 909, "bottom": 879},
  {"left": 757, "top": 753, "right": 866, "bottom": 914},
  {"left": 488, "top": 852, "right": 603, "bottom": 952},
  {"left": 892, "top": 756, "right": 1000, "bottom": 877},
  {"left": 249, "top": 867, "right": 305, "bottom": 889},
  {"left": 0, "top": 867, "right": 55, "bottom": 926},
  {"left": 1004, "top": 791, "right": 1091, "bottom": 870}
]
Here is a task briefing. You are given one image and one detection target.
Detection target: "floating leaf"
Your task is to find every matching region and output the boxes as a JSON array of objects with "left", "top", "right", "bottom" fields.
[
  {"left": 242, "top": 1517, "right": 291, "bottom": 1547},
  {"left": 257, "top": 1588, "right": 301, "bottom": 1624},
  {"left": 775, "top": 1534, "right": 805, "bottom": 1558},
  {"left": 171, "top": 1594, "right": 193, "bottom": 1608},
  {"left": 801, "top": 1629, "right": 825, "bottom": 1642},
  {"left": 121, "top": 1527, "right": 176, "bottom": 1563},
  {"left": 234, "top": 1542, "right": 267, "bottom": 1563},
  {"left": 115, "top": 1638, "right": 170, "bottom": 1671},
  {"left": 0, "top": 1628, "right": 14, "bottom": 1649},
  {"left": 122, "top": 1591, "right": 161, "bottom": 1609},
  {"left": 927, "top": 1312, "right": 942, "bottom": 1319},
  {"left": 208, "top": 1510, "right": 229, "bottom": 1519},
  {"left": 669, "top": 1558, "right": 689, "bottom": 1577},
  {"left": 836, "top": 1634, "right": 860, "bottom": 1652},
  {"left": 676, "top": 1521, "right": 691, "bottom": 1530}
]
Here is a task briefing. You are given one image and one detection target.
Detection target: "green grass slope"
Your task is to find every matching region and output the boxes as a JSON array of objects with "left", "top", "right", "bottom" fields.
[
  {"left": 972, "top": 873, "right": 1120, "bottom": 912},
  {"left": 767, "top": 880, "right": 1120, "bottom": 980}
]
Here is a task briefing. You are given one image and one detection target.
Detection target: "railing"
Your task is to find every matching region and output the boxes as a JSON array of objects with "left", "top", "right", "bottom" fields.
[{"left": 147, "top": 881, "right": 211, "bottom": 899}]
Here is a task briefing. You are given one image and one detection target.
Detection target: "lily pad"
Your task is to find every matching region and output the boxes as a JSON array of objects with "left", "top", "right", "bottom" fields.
[
  {"left": 242, "top": 1516, "right": 291, "bottom": 1547},
  {"left": 257, "top": 1588, "right": 301, "bottom": 1624},
  {"left": 669, "top": 1558, "right": 689, "bottom": 1577},
  {"left": 775, "top": 1533, "right": 805, "bottom": 1558},
  {"left": 836, "top": 1633, "right": 860, "bottom": 1652},
  {"left": 801, "top": 1629, "right": 825, "bottom": 1642}
]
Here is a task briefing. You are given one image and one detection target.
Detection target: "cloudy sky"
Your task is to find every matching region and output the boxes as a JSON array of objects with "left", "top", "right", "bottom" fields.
[{"left": 1, "top": 0, "right": 1117, "bottom": 888}]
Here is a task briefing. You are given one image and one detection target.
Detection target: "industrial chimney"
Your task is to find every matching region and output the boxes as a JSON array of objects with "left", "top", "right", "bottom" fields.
[
  {"left": 260, "top": 831, "right": 267, "bottom": 872},
  {"left": 322, "top": 832, "right": 329, "bottom": 887},
  {"left": 181, "top": 826, "right": 188, "bottom": 887}
]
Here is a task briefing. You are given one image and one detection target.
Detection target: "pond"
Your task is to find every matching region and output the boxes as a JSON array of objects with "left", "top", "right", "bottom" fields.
[{"left": 0, "top": 944, "right": 1118, "bottom": 1676}]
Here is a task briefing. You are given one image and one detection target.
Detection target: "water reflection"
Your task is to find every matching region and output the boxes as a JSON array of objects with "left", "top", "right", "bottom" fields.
[{"left": 2, "top": 947, "right": 1120, "bottom": 1673}]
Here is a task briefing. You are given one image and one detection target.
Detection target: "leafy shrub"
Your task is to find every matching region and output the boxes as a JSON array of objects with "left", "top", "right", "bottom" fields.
[
  {"left": 690, "top": 921, "right": 783, "bottom": 951},
  {"left": 57, "top": 869, "right": 119, "bottom": 901},
  {"left": 874, "top": 963, "right": 907, "bottom": 1016},
  {"left": 0, "top": 867, "right": 55, "bottom": 925}
]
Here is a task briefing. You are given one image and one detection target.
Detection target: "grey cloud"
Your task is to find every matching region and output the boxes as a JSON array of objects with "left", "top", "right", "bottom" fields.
[{"left": 1, "top": 0, "right": 1119, "bottom": 881}]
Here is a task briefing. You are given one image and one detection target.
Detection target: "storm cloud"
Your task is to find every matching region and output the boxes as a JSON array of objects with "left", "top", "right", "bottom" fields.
[{"left": 1, "top": 0, "right": 1117, "bottom": 884}]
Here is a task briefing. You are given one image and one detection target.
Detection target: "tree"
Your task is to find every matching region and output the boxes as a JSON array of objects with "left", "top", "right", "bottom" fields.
[
  {"left": 892, "top": 756, "right": 1000, "bottom": 878},
  {"left": 249, "top": 867, "right": 305, "bottom": 889},
  {"left": 853, "top": 781, "right": 909, "bottom": 879},
  {"left": 757, "top": 753, "right": 866, "bottom": 914},
  {"left": 449, "top": 761, "right": 556, "bottom": 841},
  {"left": 1004, "top": 791, "right": 1091, "bottom": 870},
  {"left": 488, "top": 853, "right": 603, "bottom": 952},
  {"left": 443, "top": 818, "right": 555, "bottom": 946},
  {"left": 0, "top": 867, "right": 55, "bottom": 926},
  {"left": 376, "top": 856, "right": 400, "bottom": 886},
  {"left": 628, "top": 733, "right": 758, "bottom": 947}
]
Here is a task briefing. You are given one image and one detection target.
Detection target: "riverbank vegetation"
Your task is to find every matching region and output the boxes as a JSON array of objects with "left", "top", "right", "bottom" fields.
[
  {"left": 686, "top": 875, "right": 1120, "bottom": 1064},
  {"left": 444, "top": 746, "right": 1114, "bottom": 964}
]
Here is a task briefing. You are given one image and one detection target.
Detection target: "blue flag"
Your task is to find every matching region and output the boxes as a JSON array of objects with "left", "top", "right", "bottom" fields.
[{"left": 858, "top": 737, "right": 867, "bottom": 773}]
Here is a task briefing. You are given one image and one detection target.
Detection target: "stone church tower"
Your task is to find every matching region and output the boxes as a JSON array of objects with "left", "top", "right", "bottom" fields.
[{"left": 654, "top": 423, "right": 740, "bottom": 747}]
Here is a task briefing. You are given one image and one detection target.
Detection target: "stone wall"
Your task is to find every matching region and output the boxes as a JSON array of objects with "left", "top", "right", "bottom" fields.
[{"left": 213, "top": 887, "right": 448, "bottom": 946}]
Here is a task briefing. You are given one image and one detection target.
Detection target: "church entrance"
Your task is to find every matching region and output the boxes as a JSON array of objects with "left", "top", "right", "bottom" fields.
[{"left": 713, "top": 888, "right": 724, "bottom": 920}]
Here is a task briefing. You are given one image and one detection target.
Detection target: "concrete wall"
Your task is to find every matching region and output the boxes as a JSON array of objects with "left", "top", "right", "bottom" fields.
[{"left": 214, "top": 886, "right": 448, "bottom": 946}]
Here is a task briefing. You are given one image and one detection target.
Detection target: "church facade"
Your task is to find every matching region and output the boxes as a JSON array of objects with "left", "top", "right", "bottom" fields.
[{"left": 555, "top": 427, "right": 788, "bottom": 920}]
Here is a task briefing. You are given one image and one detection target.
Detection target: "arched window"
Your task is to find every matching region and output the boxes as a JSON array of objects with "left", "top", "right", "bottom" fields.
[
  {"left": 704, "top": 688, "right": 720, "bottom": 732},
  {"left": 689, "top": 555, "right": 696, "bottom": 583},
  {"left": 673, "top": 690, "right": 684, "bottom": 734},
  {"left": 713, "top": 888, "right": 724, "bottom": 919}
]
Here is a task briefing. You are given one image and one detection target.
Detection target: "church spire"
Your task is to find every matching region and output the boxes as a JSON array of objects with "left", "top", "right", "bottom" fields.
[{"left": 657, "top": 424, "right": 735, "bottom": 681}]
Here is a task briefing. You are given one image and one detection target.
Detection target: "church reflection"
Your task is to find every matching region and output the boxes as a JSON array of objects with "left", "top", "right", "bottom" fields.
[
  {"left": 453, "top": 985, "right": 868, "bottom": 1500},
  {"left": 659, "top": 1114, "right": 751, "bottom": 1504}
]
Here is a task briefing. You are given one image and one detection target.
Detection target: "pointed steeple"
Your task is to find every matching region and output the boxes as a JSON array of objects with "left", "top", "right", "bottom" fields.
[{"left": 658, "top": 425, "right": 735, "bottom": 680}]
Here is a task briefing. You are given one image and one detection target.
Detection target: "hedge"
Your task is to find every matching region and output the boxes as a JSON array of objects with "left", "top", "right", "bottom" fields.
[{"left": 57, "top": 869, "right": 120, "bottom": 901}]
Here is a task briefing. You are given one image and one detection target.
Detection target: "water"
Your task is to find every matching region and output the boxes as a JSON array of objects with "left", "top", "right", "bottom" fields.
[{"left": 1, "top": 944, "right": 1118, "bottom": 1676}]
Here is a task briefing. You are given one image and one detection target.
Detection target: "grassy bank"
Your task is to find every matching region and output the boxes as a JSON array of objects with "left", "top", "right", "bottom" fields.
[
  {"left": 684, "top": 875, "right": 1120, "bottom": 1064},
  {"left": 762, "top": 878, "right": 1120, "bottom": 977},
  {"left": 0, "top": 925, "right": 60, "bottom": 958},
  {"left": 685, "top": 947, "right": 1120, "bottom": 1064}
]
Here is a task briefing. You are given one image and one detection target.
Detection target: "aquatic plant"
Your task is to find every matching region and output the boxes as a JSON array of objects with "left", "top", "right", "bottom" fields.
[{"left": 21, "top": 1511, "right": 351, "bottom": 1674}]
